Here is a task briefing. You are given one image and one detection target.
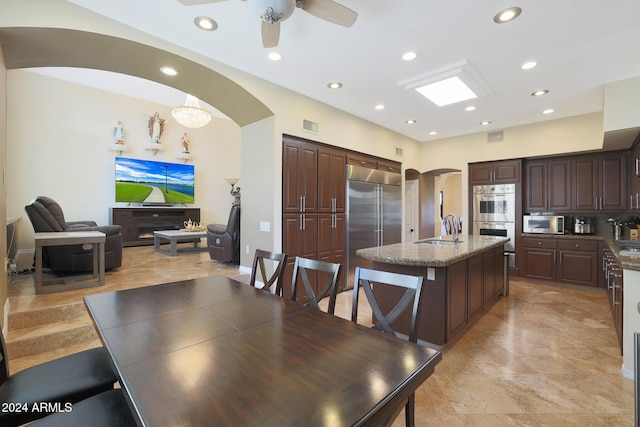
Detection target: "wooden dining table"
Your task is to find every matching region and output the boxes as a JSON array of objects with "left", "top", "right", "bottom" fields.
[{"left": 83, "top": 275, "right": 442, "bottom": 427}]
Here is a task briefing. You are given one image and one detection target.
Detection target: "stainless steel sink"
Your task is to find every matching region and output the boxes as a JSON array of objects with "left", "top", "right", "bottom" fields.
[{"left": 415, "top": 237, "right": 463, "bottom": 245}]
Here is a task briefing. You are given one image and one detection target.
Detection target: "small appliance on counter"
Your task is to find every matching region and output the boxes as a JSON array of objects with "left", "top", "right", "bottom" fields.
[
  {"left": 523, "top": 214, "right": 565, "bottom": 234},
  {"left": 573, "top": 216, "right": 594, "bottom": 235}
]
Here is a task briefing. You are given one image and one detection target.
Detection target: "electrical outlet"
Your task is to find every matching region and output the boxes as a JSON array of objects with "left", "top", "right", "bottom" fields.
[{"left": 259, "top": 222, "right": 271, "bottom": 232}]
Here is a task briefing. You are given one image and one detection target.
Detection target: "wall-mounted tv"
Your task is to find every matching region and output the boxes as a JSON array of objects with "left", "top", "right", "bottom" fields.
[{"left": 115, "top": 157, "right": 195, "bottom": 205}]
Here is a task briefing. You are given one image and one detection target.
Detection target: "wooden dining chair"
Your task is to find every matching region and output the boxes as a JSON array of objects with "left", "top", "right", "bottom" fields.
[
  {"left": 351, "top": 267, "right": 425, "bottom": 427},
  {"left": 291, "top": 257, "right": 342, "bottom": 314},
  {"left": 0, "top": 331, "right": 118, "bottom": 426},
  {"left": 249, "top": 249, "right": 288, "bottom": 296},
  {"left": 30, "top": 389, "right": 137, "bottom": 427}
]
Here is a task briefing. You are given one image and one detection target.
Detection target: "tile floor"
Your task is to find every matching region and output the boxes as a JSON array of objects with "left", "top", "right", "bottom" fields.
[{"left": 6, "top": 245, "right": 636, "bottom": 426}]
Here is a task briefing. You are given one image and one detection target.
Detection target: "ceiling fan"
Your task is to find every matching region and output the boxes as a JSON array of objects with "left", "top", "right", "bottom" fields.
[{"left": 178, "top": 0, "right": 358, "bottom": 48}]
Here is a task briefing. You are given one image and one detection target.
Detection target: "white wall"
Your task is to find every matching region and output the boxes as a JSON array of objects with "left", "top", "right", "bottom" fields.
[{"left": 7, "top": 70, "right": 241, "bottom": 250}]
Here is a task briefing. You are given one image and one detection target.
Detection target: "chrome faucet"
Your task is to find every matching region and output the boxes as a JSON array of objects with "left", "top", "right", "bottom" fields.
[{"left": 442, "top": 213, "right": 460, "bottom": 243}]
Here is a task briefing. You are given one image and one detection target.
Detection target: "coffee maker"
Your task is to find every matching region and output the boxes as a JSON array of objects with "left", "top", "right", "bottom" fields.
[{"left": 573, "top": 216, "right": 594, "bottom": 234}]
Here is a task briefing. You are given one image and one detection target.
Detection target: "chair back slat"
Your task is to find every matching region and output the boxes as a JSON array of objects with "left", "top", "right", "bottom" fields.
[
  {"left": 249, "top": 249, "right": 288, "bottom": 296},
  {"left": 291, "top": 257, "right": 342, "bottom": 314},
  {"left": 351, "top": 267, "right": 424, "bottom": 343}
]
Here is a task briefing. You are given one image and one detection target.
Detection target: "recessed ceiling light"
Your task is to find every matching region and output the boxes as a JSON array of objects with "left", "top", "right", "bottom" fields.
[
  {"left": 521, "top": 61, "right": 537, "bottom": 70},
  {"left": 402, "top": 52, "right": 417, "bottom": 61},
  {"left": 405, "top": 119, "right": 416, "bottom": 124},
  {"left": 194, "top": 16, "right": 218, "bottom": 31},
  {"left": 543, "top": 109, "right": 555, "bottom": 114},
  {"left": 494, "top": 7, "right": 522, "bottom": 23},
  {"left": 465, "top": 105, "right": 476, "bottom": 111},
  {"left": 327, "top": 82, "right": 343, "bottom": 89},
  {"left": 416, "top": 76, "right": 477, "bottom": 107},
  {"left": 375, "top": 104, "right": 385, "bottom": 110},
  {"left": 480, "top": 121, "right": 491, "bottom": 126},
  {"left": 429, "top": 131, "right": 438, "bottom": 136},
  {"left": 268, "top": 52, "right": 283, "bottom": 61},
  {"left": 160, "top": 66, "right": 178, "bottom": 76},
  {"left": 531, "top": 89, "right": 549, "bottom": 97}
]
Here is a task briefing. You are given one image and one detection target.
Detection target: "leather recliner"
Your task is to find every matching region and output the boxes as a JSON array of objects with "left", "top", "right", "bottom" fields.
[
  {"left": 207, "top": 205, "right": 240, "bottom": 264},
  {"left": 24, "top": 196, "right": 123, "bottom": 273}
]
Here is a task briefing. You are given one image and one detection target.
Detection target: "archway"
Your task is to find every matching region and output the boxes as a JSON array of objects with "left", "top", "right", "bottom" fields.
[{"left": 0, "top": 27, "right": 273, "bottom": 127}]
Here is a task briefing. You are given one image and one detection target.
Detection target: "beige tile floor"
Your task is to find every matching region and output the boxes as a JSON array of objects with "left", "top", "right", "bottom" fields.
[{"left": 6, "top": 245, "right": 636, "bottom": 426}]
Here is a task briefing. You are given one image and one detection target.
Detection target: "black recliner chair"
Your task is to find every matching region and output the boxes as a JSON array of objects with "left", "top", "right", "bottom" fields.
[
  {"left": 207, "top": 205, "right": 240, "bottom": 264},
  {"left": 24, "top": 196, "right": 123, "bottom": 273}
]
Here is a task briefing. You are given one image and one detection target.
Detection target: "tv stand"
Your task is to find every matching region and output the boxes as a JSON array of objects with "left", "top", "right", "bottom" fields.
[{"left": 111, "top": 207, "right": 201, "bottom": 247}]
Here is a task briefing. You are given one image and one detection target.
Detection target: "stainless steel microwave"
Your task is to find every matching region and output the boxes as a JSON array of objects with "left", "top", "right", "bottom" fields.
[{"left": 523, "top": 215, "right": 565, "bottom": 234}]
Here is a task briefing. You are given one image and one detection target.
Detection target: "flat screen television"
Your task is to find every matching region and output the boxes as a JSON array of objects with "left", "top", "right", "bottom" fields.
[{"left": 115, "top": 157, "right": 195, "bottom": 205}]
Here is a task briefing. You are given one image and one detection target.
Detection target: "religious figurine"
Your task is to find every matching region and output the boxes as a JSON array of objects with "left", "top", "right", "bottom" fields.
[
  {"left": 181, "top": 132, "right": 190, "bottom": 153},
  {"left": 113, "top": 120, "right": 125, "bottom": 144},
  {"left": 148, "top": 112, "right": 165, "bottom": 143}
]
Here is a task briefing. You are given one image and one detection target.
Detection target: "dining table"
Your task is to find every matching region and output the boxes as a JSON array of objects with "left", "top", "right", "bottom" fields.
[{"left": 83, "top": 275, "right": 442, "bottom": 426}]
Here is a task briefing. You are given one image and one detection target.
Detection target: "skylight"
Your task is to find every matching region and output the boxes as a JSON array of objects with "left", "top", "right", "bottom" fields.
[{"left": 415, "top": 76, "right": 478, "bottom": 107}]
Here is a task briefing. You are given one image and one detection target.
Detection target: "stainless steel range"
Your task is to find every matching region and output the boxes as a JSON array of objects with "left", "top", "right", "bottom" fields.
[{"left": 472, "top": 183, "right": 516, "bottom": 267}]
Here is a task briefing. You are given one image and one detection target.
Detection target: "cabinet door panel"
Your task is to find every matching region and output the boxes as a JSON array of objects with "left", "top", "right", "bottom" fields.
[
  {"left": 282, "top": 142, "right": 303, "bottom": 213},
  {"left": 523, "top": 248, "right": 556, "bottom": 280},
  {"left": 483, "top": 249, "right": 496, "bottom": 304},
  {"left": 469, "top": 164, "right": 493, "bottom": 185},
  {"left": 600, "top": 153, "right": 627, "bottom": 211},
  {"left": 494, "top": 161, "right": 521, "bottom": 183},
  {"left": 548, "top": 159, "right": 571, "bottom": 211},
  {"left": 526, "top": 161, "right": 547, "bottom": 211},
  {"left": 558, "top": 251, "right": 597, "bottom": 286},
  {"left": 447, "top": 261, "right": 467, "bottom": 340},
  {"left": 572, "top": 157, "right": 598, "bottom": 211}
]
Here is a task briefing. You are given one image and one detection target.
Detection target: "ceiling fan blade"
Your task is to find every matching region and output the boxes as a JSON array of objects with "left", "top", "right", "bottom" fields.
[
  {"left": 300, "top": 0, "right": 357, "bottom": 27},
  {"left": 262, "top": 21, "right": 280, "bottom": 48},
  {"left": 177, "top": 0, "right": 228, "bottom": 5}
]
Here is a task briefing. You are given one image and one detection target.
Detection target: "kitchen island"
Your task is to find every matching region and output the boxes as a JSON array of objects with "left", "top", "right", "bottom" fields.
[{"left": 356, "top": 235, "right": 509, "bottom": 347}]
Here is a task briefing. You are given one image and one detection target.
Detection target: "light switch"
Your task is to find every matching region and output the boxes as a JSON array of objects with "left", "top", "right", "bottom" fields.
[
  {"left": 427, "top": 268, "right": 435, "bottom": 281},
  {"left": 259, "top": 222, "right": 271, "bottom": 232}
]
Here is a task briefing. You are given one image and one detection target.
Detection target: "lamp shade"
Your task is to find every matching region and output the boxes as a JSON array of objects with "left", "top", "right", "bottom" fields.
[{"left": 171, "top": 95, "right": 212, "bottom": 129}]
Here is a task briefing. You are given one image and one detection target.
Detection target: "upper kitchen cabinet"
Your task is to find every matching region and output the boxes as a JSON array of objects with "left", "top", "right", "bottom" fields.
[
  {"left": 525, "top": 158, "right": 571, "bottom": 212},
  {"left": 346, "top": 153, "right": 377, "bottom": 169},
  {"left": 572, "top": 152, "right": 627, "bottom": 212},
  {"left": 469, "top": 160, "right": 521, "bottom": 185},
  {"left": 629, "top": 140, "right": 640, "bottom": 209},
  {"left": 282, "top": 136, "right": 317, "bottom": 214},
  {"left": 317, "top": 147, "right": 346, "bottom": 213}
]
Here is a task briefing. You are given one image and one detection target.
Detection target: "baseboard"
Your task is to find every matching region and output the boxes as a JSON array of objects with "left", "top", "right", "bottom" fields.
[{"left": 621, "top": 363, "right": 634, "bottom": 380}]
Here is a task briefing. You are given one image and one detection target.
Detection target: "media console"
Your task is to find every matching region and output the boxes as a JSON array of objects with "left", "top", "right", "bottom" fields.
[{"left": 111, "top": 207, "right": 201, "bottom": 247}]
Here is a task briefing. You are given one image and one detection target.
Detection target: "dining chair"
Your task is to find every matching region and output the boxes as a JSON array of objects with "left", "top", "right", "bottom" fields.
[
  {"left": 0, "top": 331, "right": 118, "bottom": 426},
  {"left": 249, "top": 249, "right": 288, "bottom": 296},
  {"left": 30, "top": 389, "right": 137, "bottom": 427},
  {"left": 291, "top": 257, "right": 342, "bottom": 314},
  {"left": 351, "top": 267, "right": 425, "bottom": 427}
]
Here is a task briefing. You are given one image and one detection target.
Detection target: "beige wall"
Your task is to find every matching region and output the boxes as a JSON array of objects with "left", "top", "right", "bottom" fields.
[
  {"left": 421, "top": 112, "right": 605, "bottom": 225},
  {"left": 6, "top": 70, "right": 241, "bottom": 250},
  {"left": 604, "top": 76, "right": 640, "bottom": 132}
]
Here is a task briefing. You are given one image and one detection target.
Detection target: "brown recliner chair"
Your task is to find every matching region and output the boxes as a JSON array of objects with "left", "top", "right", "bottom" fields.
[
  {"left": 207, "top": 205, "right": 240, "bottom": 264},
  {"left": 24, "top": 196, "right": 123, "bottom": 273}
]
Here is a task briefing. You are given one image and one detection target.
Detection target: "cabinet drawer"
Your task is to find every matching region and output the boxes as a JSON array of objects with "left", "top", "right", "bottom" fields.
[
  {"left": 377, "top": 160, "right": 401, "bottom": 174},
  {"left": 346, "top": 154, "right": 377, "bottom": 169},
  {"left": 557, "top": 239, "right": 598, "bottom": 252},
  {"left": 523, "top": 238, "right": 557, "bottom": 249}
]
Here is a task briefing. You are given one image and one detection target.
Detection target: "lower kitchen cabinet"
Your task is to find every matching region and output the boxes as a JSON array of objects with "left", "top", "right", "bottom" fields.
[{"left": 523, "top": 237, "right": 598, "bottom": 287}]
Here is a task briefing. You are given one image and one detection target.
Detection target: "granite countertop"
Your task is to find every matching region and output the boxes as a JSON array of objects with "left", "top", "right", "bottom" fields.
[{"left": 356, "top": 234, "right": 509, "bottom": 267}]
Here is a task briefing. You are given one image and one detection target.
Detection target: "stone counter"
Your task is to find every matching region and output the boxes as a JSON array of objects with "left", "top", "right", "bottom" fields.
[{"left": 356, "top": 235, "right": 509, "bottom": 267}]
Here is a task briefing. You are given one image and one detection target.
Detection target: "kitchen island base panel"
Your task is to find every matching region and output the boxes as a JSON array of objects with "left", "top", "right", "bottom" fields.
[{"left": 371, "top": 244, "right": 505, "bottom": 347}]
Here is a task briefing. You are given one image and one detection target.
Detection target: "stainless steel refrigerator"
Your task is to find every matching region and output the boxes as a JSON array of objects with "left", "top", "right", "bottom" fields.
[{"left": 346, "top": 164, "right": 402, "bottom": 289}]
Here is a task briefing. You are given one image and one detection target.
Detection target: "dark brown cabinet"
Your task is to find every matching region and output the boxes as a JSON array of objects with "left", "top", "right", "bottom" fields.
[
  {"left": 556, "top": 240, "right": 598, "bottom": 286},
  {"left": 111, "top": 207, "right": 200, "bottom": 247},
  {"left": 469, "top": 160, "right": 521, "bottom": 185},
  {"left": 318, "top": 213, "right": 346, "bottom": 291},
  {"left": 282, "top": 137, "right": 317, "bottom": 214},
  {"left": 571, "top": 152, "right": 627, "bottom": 212},
  {"left": 525, "top": 159, "right": 571, "bottom": 212},
  {"left": 523, "top": 237, "right": 598, "bottom": 287},
  {"left": 317, "top": 147, "right": 346, "bottom": 213},
  {"left": 628, "top": 142, "right": 640, "bottom": 209},
  {"left": 447, "top": 260, "right": 468, "bottom": 339},
  {"left": 282, "top": 213, "right": 318, "bottom": 300},
  {"left": 467, "top": 253, "right": 484, "bottom": 319}
]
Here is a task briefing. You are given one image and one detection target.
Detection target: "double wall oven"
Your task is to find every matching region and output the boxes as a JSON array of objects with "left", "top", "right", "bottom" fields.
[{"left": 472, "top": 184, "right": 516, "bottom": 267}]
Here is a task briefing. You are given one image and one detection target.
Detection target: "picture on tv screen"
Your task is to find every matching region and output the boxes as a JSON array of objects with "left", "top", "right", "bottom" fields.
[{"left": 115, "top": 157, "right": 195, "bottom": 204}]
